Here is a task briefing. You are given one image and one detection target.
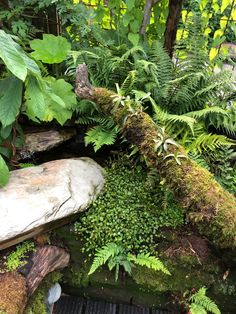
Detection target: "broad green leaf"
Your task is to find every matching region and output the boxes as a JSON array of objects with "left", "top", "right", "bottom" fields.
[
  {"left": 24, "top": 75, "right": 48, "bottom": 121},
  {"left": 46, "top": 78, "right": 76, "bottom": 125},
  {"left": 0, "top": 76, "right": 23, "bottom": 127},
  {"left": 213, "top": 29, "right": 224, "bottom": 39},
  {"left": 30, "top": 34, "right": 71, "bottom": 64},
  {"left": 0, "top": 125, "right": 12, "bottom": 139},
  {"left": 200, "top": 0, "right": 208, "bottom": 11},
  {"left": 0, "top": 30, "right": 27, "bottom": 81},
  {"left": 126, "top": 0, "right": 135, "bottom": 11},
  {"left": 220, "top": 16, "right": 228, "bottom": 29},
  {"left": 11, "top": 40, "right": 40, "bottom": 75},
  {"left": 130, "top": 20, "right": 140, "bottom": 33},
  {"left": 47, "top": 78, "right": 77, "bottom": 110},
  {"left": 25, "top": 76, "right": 75, "bottom": 125},
  {"left": 0, "top": 155, "right": 9, "bottom": 187},
  {"left": 211, "top": 36, "right": 226, "bottom": 48},
  {"left": 123, "top": 13, "right": 134, "bottom": 27},
  {"left": 128, "top": 33, "right": 140, "bottom": 46},
  {"left": 209, "top": 48, "right": 218, "bottom": 60},
  {"left": 221, "top": 0, "right": 231, "bottom": 13}
]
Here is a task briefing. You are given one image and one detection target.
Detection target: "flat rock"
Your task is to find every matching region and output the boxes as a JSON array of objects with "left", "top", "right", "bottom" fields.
[
  {"left": 18, "top": 129, "right": 76, "bottom": 160},
  {"left": 0, "top": 158, "right": 105, "bottom": 249}
]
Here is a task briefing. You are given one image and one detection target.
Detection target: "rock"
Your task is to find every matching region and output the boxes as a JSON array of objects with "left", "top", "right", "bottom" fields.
[
  {"left": 18, "top": 128, "right": 76, "bottom": 160},
  {"left": 0, "top": 158, "right": 105, "bottom": 249}
]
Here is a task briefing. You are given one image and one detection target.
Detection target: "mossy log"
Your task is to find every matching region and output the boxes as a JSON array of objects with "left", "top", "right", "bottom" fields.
[{"left": 75, "top": 64, "right": 236, "bottom": 249}]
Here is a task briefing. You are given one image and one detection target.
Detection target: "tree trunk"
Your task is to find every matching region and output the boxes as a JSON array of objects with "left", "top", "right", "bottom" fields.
[
  {"left": 164, "top": 0, "right": 183, "bottom": 57},
  {"left": 75, "top": 64, "right": 236, "bottom": 250}
]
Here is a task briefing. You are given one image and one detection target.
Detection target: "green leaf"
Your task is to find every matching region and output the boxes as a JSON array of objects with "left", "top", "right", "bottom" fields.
[
  {"left": 221, "top": 0, "right": 230, "bottom": 13},
  {"left": 126, "top": 0, "right": 135, "bottom": 11},
  {"left": 48, "top": 78, "right": 77, "bottom": 110},
  {"left": 128, "top": 253, "right": 170, "bottom": 275},
  {"left": 24, "top": 75, "right": 48, "bottom": 121},
  {"left": 88, "top": 243, "right": 122, "bottom": 276},
  {"left": 0, "top": 125, "right": 12, "bottom": 139},
  {"left": 46, "top": 78, "right": 76, "bottom": 125},
  {"left": 0, "top": 76, "right": 23, "bottom": 127},
  {"left": 30, "top": 34, "right": 71, "bottom": 64},
  {"left": 0, "top": 30, "right": 27, "bottom": 81},
  {"left": 85, "top": 125, "right": 118, "bottom": 152},
  {"left": 189, "top": 303, "right": 207, "bottom": 314},
  {"left": 0, "top": 155, "right": 9, "bottom": 187},
  {"left": 128, "top": 33, "right": 140, "bottom": 46},
  {"left": 25, "top": 76, "right": 76, "bottom": 125}
]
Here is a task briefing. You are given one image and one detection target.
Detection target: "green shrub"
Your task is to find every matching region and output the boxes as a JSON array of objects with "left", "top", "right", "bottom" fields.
[{"left": 74, "top": 157, "right": 184, "bottom": 254}]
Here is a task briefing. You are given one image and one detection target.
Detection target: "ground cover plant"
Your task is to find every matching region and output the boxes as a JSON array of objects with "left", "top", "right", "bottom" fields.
[{"left": 74, "top": 157, "right": 184, "bottom": 254}]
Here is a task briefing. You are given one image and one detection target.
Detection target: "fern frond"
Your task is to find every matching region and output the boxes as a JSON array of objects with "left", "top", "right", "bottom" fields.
[
  {"left": 189, "top": 303, "right": 207, "bottom": 314},
  {"left": 152, "top": 100, "right": 196, "bottom": 134},
  {"left": 128, "top": 253, "right": 170, "bottom": 275},
  {"left": 88, "top": 243, "right": 122, "bottom": 275},
  {"left": 120, "top": 46, "right": 146, "bottom": 62},
  {"left": 187, "top": 152, "right": 210, "bottom": 170},
  {"left": 187, "top": 133, "right": 235, "bottom": 154},
  {"left": 190, "top": 287, "right": 221, "bottom": 314},
  {"left": 149, "top": 41, "right": 173, "bottom": 89},
  {"left": 120, "top": 71, "right": 137, "bottom": 96},
  {"left": 85, "top": 125, "right": 118, "bottom": 152},
  {"left": 186, "top": 107, "right": 228, "bottom": 120}
]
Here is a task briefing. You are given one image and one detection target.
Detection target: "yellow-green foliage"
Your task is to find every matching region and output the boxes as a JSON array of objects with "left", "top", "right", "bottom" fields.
[{"left": 5, "top": 241, "right": 35, "bottom": 271}]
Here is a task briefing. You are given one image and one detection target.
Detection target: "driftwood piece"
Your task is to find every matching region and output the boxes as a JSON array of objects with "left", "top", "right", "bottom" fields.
[
  {"left": 0, "top": 245, "right": 69, "bottom": 314},
  {"left": 75, "top": 64, "right": 236, "bottom": 249},
  {"left": 25, "top": 245, "right": 70, "bottom": 296}
]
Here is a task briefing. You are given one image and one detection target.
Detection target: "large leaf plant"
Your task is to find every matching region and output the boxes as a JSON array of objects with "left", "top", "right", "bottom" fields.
[{"left": 0, "top": 31, "right": 76, "bottom": 187}]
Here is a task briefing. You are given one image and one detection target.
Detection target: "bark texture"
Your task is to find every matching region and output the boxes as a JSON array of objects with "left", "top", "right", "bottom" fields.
[
  {"left": 75, "top": 64, "right": 236, "bottom": 249},
  {"left": 25, "top": 245, "right": 70, "bottom": 296},
  {"left": 164, "top": 0, "right": 183, "bottom": 57},
  {"left": 0, "top": 245, "right": 69, "bottom": 314}
]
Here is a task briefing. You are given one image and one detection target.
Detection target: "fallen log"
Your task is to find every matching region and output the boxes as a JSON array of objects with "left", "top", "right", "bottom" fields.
[
  {"left": 75, "top": 64, "right": 236, "bottom": 249},
  {"left": 0, "top": 245, "right": 69, "bottom": 314}
]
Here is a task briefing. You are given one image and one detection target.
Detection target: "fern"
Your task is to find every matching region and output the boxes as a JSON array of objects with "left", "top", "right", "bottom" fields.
[
  {"left": 186, "top": 132, "right": 235, "bottom": 154},
  {"left": 88, "top": 243, "right": 121, "bottom": 276},
  {"left": 88, "top": 243, "right": 170, "bottom": 281},
  {"left": 189, "top": 287, "right": 221, "bottom": 314},
  {"left": 85, "top": 125, "right": 118, "bottom": 152},
  {"left": 128, "top": 253, "right": 170, "bottom": 275}
]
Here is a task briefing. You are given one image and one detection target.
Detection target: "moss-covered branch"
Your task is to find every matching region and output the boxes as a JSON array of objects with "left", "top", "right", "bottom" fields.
[{"left": 75, "top": 64, "right": 236, "bottom": 249}]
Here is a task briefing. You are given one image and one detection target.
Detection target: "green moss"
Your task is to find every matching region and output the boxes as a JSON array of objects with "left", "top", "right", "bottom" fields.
[
  {"left": 132, "top": 262, "right": 216, "bottom": 293},
  {"left": 160, "top": 156, "right": 236, "bottom": 248},
  {"left": 25, "top": 271, "right": 62, "bottom": 314}
]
